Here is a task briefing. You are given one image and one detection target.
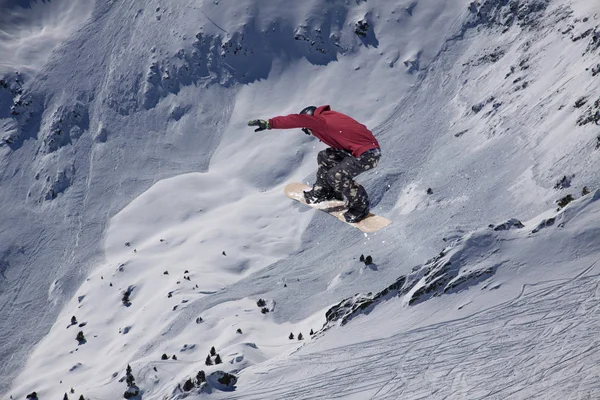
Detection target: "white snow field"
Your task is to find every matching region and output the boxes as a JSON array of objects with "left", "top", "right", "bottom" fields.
[{"left": 1, "top": 0, "right": 600, "bottom": 398}]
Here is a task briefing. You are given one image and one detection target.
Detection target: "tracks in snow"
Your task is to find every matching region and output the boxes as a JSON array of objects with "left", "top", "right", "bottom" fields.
[{"left": 214, "top": 265, "right": 600, "bottom": 400}]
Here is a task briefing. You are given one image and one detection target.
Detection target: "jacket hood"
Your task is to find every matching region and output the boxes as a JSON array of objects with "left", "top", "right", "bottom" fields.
[{"left": 315, "top": 105, "right": 331, "bottom": 115}]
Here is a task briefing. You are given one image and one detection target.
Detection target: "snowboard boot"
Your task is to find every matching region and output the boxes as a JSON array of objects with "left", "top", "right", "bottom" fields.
[
  {"left": 304, "top": 188, "right": 344, "bottom": 204},
  {"left": 344, "top": 204, "right": 370, "bottom": 223}
]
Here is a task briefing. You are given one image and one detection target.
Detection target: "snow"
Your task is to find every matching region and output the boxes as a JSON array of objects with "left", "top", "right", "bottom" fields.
[
  {"left": 0, "top": 0, "right": 94, "bottom": 77},
  {"left": 1, "top": 0, "right": 600, "bottom": 399}
]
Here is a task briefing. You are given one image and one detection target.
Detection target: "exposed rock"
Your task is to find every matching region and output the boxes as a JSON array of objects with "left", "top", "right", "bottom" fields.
[
  {"left": 354, "top": 19, "right": 370, "bottom": 37},
  {"left": 531, "top": 217, "right": 556, "bottom": 234},
  {"left": 325, "top": 231, "right": 503, "bottom": 327},
  {"left": 576, "top": 97, "right": 600, "bottom": 126},
  {"left": 556, "top": 194, "right": 574, "bottom": 209},
  {"left": 490, "top": 218, "right": 525, "bottom": 231},
  {"left": 42, "top": 101, "right": 90, "bottom": 153},
  {"left": 466, "top": 0, "right": 551, "bottom": 32},
  {"left": 554, "top": 175, "right": 574, "bottom": 189}
]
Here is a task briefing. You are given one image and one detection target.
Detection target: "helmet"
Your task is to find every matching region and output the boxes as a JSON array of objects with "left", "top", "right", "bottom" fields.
[
  {"left": 299, "top": 106, "right": 317, "bottom": 135},
  {"left": 300, "top": 106, "right": 317, "bottom": 115}
]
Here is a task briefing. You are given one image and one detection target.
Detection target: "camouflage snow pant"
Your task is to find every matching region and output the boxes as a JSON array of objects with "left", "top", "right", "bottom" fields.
[{"left": 314, "top": 147, "right": 381, "bottom": 209}]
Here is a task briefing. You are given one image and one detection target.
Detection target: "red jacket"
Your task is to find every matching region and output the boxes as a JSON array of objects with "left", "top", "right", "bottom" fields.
[{"left": 269, "top": 105, "right": 380, "bottom": 157}]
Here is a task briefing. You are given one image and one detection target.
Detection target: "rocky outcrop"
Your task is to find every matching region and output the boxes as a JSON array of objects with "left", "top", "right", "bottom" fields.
[
  {"left": 324, "top": 229, "right": 504, "bottom": 327},
  {"left": 467, "top": 0, "right": 551, "bottom": 32}
]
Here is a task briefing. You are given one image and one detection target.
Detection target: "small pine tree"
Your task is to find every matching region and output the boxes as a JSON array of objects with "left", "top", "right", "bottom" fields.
[
  {"left": 196, "top": 370, "right": 206, "bottom": 384},
  {"left": 123, "top": 363, "right": 140, "bottom": 399},
  {"left": 215, "top": 354, "right": 222, "bottom": 364},
  {"left": 182, "top": 378, "right": 195, "bottom": 391},
  {"left": 236, "top": 328, "right": 243, "bottom": 334},
  {"left": 161, "top": 353, "right": 168, "bottom": 360},
  {"left": 76, "top": 331, "right": 86, "bottom": 344},
  {"left": 298, "top": 333, "right": 304, "bottom": 340},
  {"left": 261, "top": 307, "right": 269, "bottom": 314},
  {"left": 310, "top": 329, "right": 314, "bottom": 335},
  {"left": 64, "top": 393, "right": 69, "bottom": 400},
  {"left": 79, "top": 396, "right": 85, "bottom": 400},
  {"left": 256, "top": 298, "right": 266, "bottom": 307},
  {"left": 210, "top": 346, "right": 216, "bottom": 356},
  {"left": 172, "top": 355, "right": 177, "bottom": 360},
  {"left": 126, "top": 368, "right": 135, "bottom": 386},
  {"left": 71, "top": 316, "right": 77, "bottom": 325},
  {"left": 122, "top": 290, "right": 131, "bottom": 306},
  {"left": 205, "top": 354, "right": 213, "bottom": 366},
  {"left": 289, "top": 332, "right": 294, "bottom": 340}
]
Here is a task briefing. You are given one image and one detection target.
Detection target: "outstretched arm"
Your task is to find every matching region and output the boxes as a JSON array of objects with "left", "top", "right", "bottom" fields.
[
  {"left": 269, "top": 114, "right": 325, "bottom": 131},
  {"left": 248, "top": 113, "right": 326, "bottom": 132}
]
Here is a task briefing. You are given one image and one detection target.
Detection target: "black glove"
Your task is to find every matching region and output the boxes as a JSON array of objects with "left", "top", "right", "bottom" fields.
[{"left": 248, "top": 119, "right": 270, "bottom": 132}]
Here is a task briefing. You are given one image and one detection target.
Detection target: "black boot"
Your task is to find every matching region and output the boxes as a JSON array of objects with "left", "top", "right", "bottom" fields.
[
  {"left": 344, "top": 204, "right": 370, "bottom": 223},
  {"left": 304, "top": 188, "right": 344, "bottom": 204}
]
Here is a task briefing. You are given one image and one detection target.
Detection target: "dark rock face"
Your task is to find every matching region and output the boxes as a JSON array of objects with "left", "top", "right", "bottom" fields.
[
  {"left": 576, "top": 97, "right": 600, "bottom": 126},
  {"left": 325, "top": 232, "right": 502, "bottom": 327},
  {"left": 490, "top": 218, "right": 525, "bottom": 231},
  {"left": 531, "top": 217, "right": 556, "bottom": 234},
  {"left": 554, "top": 175, "right": 574, "bottom": 190},
  {"left": 467, "top": 0, "right": 551, "bottom": 32},
  {"left": 42, "top": 102, "right": 90, "bottom": 154}
]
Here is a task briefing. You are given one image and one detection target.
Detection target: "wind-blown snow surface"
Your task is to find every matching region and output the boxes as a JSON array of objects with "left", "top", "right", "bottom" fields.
[
  {"left": 0, "top": 0, "right": 95, "bottom": 77},
  {"left": 2, "top": 0, "right": 600, "bottom": 398}
]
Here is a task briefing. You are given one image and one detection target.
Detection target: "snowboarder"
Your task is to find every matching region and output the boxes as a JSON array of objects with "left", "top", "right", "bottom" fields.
[{"left": 248, "top": 105, "right": 380, "bottom": 223}]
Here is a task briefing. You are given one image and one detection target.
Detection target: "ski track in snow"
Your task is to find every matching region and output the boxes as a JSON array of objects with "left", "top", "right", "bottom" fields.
[{"left": 221, "top": 266, "right": 600, "bottom": 400}]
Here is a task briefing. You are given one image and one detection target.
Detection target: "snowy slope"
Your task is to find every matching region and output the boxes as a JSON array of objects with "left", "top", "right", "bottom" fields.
[
  {"left": 2, "top": 0, "right": 600, "bottom": 398},
  {"left": 211, "top": 190, "right": 600, "bottom": 399}
]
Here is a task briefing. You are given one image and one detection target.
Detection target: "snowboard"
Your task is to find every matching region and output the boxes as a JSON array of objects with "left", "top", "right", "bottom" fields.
[{"left": 284, "top": 182, "right": 391, "bottom": 233}]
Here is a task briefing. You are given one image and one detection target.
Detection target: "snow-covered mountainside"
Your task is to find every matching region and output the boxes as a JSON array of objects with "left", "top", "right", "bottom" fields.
[{"left": 1, "top": 0, "right": 599, "bottom": 398}]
